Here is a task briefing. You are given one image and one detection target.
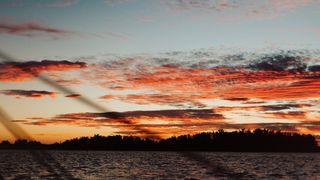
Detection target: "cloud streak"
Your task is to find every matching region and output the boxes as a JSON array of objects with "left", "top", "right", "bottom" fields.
[
  {"left": 36, "top": 0, "right": 79, "bottom": 8},
  {"left": 0, "top": 21, "right": 75, "bottom": 38},
  {"left": 22, "top": 109, "right": 224, "bottom": 126},
  {"left": 0, "top": 90, "right": 56, "bottom": 99},
  {"left": 65, "top": 94, "right": 81, "bottom": 98},
  {"left": 1, "top": 0, "right": 79, "bottom": 8},
  {"left": 165, "top": 0, "right": 319, "bottom": 21}
]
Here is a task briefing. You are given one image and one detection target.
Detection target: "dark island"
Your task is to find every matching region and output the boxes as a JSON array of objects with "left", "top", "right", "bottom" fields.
[{"left": 1, "top": 129, "right": 319, "bottom": 152}]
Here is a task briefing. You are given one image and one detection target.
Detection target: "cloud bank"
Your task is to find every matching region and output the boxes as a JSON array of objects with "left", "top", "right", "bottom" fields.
[
  {"left": 81, "top": 49, "right": 320, "bottom": 108},
  {"left": 19, "top": 107, "right": 320, "bottom": 137},
  {"left": 4, "top": 48, "right": 319, "bottom": 137}
]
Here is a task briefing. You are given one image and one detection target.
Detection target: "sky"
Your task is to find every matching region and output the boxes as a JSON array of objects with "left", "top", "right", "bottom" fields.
[{"left": 0, "top": 0, "right": 319, "bottom": 143}]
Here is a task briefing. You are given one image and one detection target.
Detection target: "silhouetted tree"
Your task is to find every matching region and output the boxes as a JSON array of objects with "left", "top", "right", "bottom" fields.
[{"left": 0, "top": 129, "right": 319, "bottom": 152}]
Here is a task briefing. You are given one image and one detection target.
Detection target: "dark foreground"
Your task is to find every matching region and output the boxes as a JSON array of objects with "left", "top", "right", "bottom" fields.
[
  {"left": 0, "top": 151, "right": 319, "bottom": 179},
  {"left": 1, "top": 129, "right": 319, "bottom": 152}
]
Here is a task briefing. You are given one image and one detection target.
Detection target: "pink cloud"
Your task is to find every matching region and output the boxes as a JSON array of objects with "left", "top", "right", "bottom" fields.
[
  {"left": 165, "top": 0, "right": 319, "bottom": 21},
  {"left": 2, "top": 0, "right": 79, "bottom": 8},
  {"left": 0, "top": 21, "right": 75, "bottom": 38}
]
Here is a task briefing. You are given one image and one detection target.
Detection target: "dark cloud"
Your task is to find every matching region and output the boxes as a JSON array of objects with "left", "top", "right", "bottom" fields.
[
  {"left": 213, "top": 104, "right": 314, "bottom": 121},
  {"left": 308, "top": 65, "right": 320, "bottom": 72},
  {"left": 21, "top": 109, "right": 225, "bottom": 128},
  {"left": 57, "top": 109, "right": 224, "bottom": 120},
  {"left": 8, "top": 60, "right": 86, "bottom": 70},
  {"left": 19, "top": 109, "right": 320, "bottom": 138},
  {"left": 260, "top": 104, "right": 301, "bottom": 111},
  {"left": 249, "top": 54, "right": 307, "bottom": 72},
  {"left": 65, "top": 94, "right": 81, "bottom": 98},
  {"left": 0, "top": 90, "right": 56, "bottom": 98},
  {"left": 224, "top": 97, "right": 249, "bottom": 101},
  {"left": 267, "top": 111, "right": 307, "bottom": 120}
]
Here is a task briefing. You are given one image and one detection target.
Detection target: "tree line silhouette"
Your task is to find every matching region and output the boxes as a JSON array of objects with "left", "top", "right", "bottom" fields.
[{"left": 0, "top": 129, "right": 319, "bottom": 152}]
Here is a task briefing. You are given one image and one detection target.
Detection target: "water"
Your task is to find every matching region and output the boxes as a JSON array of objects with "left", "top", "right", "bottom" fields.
[{"left": 0, "top": 150, "right": 319, "bottom": 179}]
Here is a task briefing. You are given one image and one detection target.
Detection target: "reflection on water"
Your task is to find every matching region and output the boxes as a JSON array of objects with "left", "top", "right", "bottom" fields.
[{"left": 0, "top": 151, "right": 319, "bottom": 179}]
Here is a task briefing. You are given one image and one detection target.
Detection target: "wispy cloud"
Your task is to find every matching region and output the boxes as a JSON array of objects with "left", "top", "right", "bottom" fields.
[
  {"left": 165, "top": 0, "right": 239, "bottom": 11},
  {"left": 87, "top": 31, "right": 132, "bottom": 41},
  {"left": 164, "top": 0, "right": 319, "bottom": 21},
  {"left": 35, "top": 0, "right": 79, "bottom": 8},
  {"left": 0, "top": 19, "right": 128, "bottom": 40},
  {"left": 104, "top": 0, "right": 132, "bottom": 5},
  {"left": 103, "top": 0, "right": 314, "bottom": 21},
  {"left": 0, "top": 21, "right": 75, "bottom": 38},
  {"left": 2, "top": 0, "right": 79, "bottom": 8}
]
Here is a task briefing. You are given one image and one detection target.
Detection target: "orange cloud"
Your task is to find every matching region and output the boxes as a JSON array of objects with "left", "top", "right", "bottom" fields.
[
  {"left": 96, "top": 65, "right": 320, "bottom": 107},
  {"left": 99, "top": 94, "right": 114, "bottom": 100},
  {"left": 0, "top": 60, "right": 86, "bottom": 82},
  {"left": 8, "top": 50, "right": 318, "bottom": 138}
]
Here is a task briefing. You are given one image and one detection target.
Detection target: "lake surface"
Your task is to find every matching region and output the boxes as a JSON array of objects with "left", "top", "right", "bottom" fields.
[{"left": 0, "top": 150, "right": 319, "bottom": 179}]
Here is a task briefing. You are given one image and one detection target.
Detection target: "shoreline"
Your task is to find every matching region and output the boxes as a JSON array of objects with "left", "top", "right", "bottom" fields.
[{"left": 1, "top": 149, "right": 319, "bottom": 153}]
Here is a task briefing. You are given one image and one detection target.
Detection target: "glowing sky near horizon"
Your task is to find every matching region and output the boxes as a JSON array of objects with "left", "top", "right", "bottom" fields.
[{"left": 0, "top": 0, "right": 319, "bottom": 143}]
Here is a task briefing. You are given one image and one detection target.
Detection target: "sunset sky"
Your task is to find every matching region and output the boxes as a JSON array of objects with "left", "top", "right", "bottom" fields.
[{"left": 0, "top": 0, "right": 319, "bottom": 143}]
